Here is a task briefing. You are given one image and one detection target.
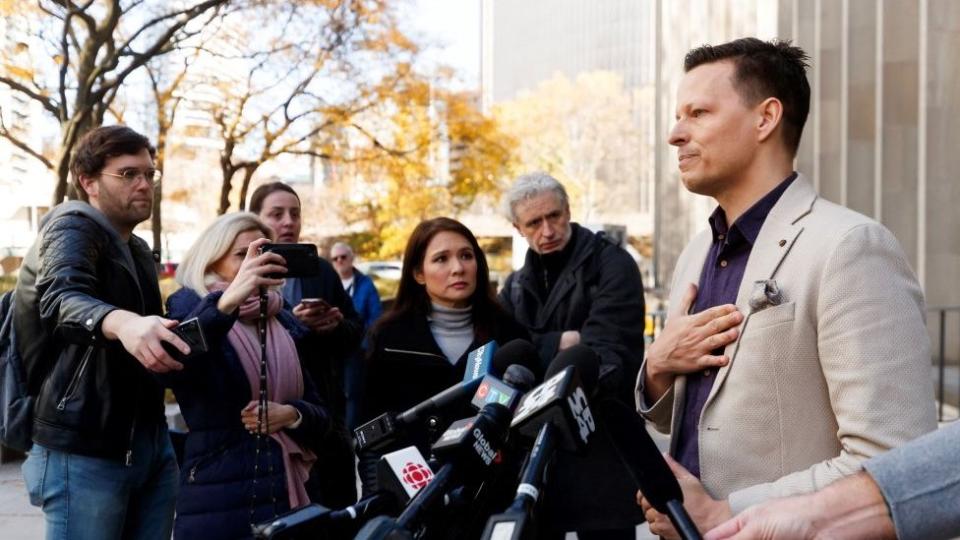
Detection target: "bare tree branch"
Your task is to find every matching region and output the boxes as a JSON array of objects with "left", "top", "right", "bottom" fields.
[
  {"left": 0, "top": 108, "right": 54, "bottom": 170},
  {"left": 0, "top": 76, "right": 59, "bottom": 117}
]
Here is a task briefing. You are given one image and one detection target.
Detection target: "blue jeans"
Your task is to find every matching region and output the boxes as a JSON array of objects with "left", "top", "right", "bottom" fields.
[{"left": 22, "top": 422, "right": 179, "bottom": 540}]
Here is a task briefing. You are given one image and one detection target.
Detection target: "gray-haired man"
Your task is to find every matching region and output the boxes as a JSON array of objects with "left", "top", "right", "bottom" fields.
[{"left": 499, "top": 171, "right": 646, "bottom": 538}]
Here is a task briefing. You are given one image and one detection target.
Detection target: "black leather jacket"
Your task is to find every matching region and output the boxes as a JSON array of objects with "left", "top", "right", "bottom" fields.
[{"left": 15, "top": 202, "right": 165, "bottom": 462}]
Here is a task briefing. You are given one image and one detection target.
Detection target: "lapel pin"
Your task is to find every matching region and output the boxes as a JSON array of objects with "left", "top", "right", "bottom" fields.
[{"left": 778, "top": 239, "right": 787, "bottom": 247}]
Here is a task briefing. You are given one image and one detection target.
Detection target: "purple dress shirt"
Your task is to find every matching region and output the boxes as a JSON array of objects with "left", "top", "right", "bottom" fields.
[{"left": 674, "top": 173, "right": 796, "bottom": 478}]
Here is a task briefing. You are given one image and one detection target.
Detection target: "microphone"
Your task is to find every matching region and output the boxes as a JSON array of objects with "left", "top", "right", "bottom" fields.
[
  {"left": 251, "top": 446, "right": 435, "bottom": 538},
  {"left": 356, "top": 340, "right": 501, "bottom": 452},
  {"left": 480, "top": 346, "right": 601, "bottom": 540},
  {"left": 471, "top": 364, "right": 536, "bottom": 412},
  {"left": 597, "top": 399, "right": 702, "bottom": 540},
  {"left": 463, "top": 340, "right": 498, "bottom": 382},
  {"left": 356, "top": 403, "right": 513, "bottom": 539},
  {"left": 399, "top": 403, "right": 512, "bottom": 532},
  {"left": 510, "top": 344, "right": 599, "bottom": 452},
  {"left": 355, "top": 340, "right": 538, "bottom": 453},
  {"left": 502, "top": 364, "right": 537, "bottom": 393}
]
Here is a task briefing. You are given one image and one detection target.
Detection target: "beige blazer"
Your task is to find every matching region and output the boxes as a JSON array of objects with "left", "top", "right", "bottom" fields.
[{"left": 637, "top": 174, "right": 937, "bottom": 513}]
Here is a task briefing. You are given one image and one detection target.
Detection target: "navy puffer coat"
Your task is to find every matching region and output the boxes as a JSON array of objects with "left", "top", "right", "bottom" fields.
[{"left": 163, "top": 289, "right": 331, "bottom": 540}]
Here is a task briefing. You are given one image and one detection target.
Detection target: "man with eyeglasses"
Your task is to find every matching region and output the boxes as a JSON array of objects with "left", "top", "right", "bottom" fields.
[
  {"left": 329, "top": 241, "right": 382, "bottom": 430},
  {"left": 499, "top": 171, "right": 647, "bottom": 539},
  {"left": 15, "top": 125, "right": 184, "bottom": 539}
]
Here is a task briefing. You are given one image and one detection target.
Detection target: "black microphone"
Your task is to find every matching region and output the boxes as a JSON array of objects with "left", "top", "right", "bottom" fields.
[
  {"left": 502, "top": 364, "right": 537, "bottom": 393},
  {"left": 479, "top": 346, "right": 600, "bottom": 539},
  {"left": 355, "top": 340, "right": 501, "bottom": 452},
  {"left": 597, "top": 399, "right": 702, "bottom": 540},
  {"left": 402, "top": 403, "right": 512, "bottom": 532},
  {"left": 510, "top": 344, "right": 599, "bottom": 452},
  {"left": 356, "top": 403, "right": 513, "bottom": 539},
  {"left": 251, "top": 445, "right": 435, "bottom": 538},
  {"left": 355, "top": 340, "right": 538, "bottom": 453}
]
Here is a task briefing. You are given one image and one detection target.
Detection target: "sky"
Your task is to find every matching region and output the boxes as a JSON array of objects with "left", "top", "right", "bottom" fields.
[{"left": 405, "top": 0, "right": 482, "bottom": 90}]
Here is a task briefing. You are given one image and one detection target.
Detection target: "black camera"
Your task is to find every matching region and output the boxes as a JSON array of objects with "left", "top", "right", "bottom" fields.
[
  {"left": 261, "top": 243, "right": 321, "bottom": 279},
  {"left": 163, "top": 317, "right": 208, "bottom": 361}
]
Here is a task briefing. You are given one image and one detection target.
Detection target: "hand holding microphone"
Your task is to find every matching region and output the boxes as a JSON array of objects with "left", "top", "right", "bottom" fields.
[
  {"left": 638, "top": 455, "right": 731, "bottom": 540},
  {"left": 597, "top": 399, "right": 703, "bottom": 540}
]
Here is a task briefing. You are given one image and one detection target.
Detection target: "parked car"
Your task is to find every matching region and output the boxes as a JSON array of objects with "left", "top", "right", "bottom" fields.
[{"left": 357, "top": 260, "right": 402, "bottom": 281}]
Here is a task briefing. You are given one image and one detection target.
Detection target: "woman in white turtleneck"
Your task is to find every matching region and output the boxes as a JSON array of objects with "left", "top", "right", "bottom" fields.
[{"left": 358, "top": 217, "right": 529, "bottom": 495}]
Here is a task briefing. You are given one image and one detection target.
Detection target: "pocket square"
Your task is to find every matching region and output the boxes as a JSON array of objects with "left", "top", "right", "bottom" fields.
[{"left": 749, "top": 279, "right": 783, "bottom": 312}]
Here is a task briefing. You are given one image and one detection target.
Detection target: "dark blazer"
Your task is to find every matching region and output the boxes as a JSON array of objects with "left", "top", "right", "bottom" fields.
[
  {"left": 359, "top": 310, "right": 529, "bottom": 495},
  {"left": 163, "top": 288, "right": 331, "bottom": 540},
  {"left": 499, "top": 223, "right": 646, "bottom": 531}
]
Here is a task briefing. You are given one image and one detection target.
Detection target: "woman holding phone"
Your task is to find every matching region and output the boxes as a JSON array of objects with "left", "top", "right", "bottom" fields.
[
  {"left": 359, "top": 217, "right": 530, "bottom": 495},
  {"left": 162, "top": 212, "right": 330, "bottom": 539}
]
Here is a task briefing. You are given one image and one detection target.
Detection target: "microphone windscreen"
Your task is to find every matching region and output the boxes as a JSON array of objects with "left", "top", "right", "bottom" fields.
[
  {"left": 502, "top": 364, "right": 536, "bottom": 393},
  {"left": 492, "top": 339, "right": 540, "bottom": 376},
  {"left": 545, "top": 344, "right": 600, "bottom": 394},
  {"left": 596, "top": 399, "right": 683, "bottom": 513},
  {"left": 477, "top": 402, "right": 513, "bottom": 440}
]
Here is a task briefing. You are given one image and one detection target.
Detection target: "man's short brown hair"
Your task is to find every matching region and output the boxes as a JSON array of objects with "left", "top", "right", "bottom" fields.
[
  {"left": 71, "top": 126, "right": 155, "bottom": 201},
  {"left": 684, "top": 37, "right": 811, "bottom": 156}
]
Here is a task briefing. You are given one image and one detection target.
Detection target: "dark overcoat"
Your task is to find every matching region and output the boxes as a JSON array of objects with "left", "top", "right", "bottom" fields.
[{"left": 499, "top": 223, "right": 647, "bottom": 531}]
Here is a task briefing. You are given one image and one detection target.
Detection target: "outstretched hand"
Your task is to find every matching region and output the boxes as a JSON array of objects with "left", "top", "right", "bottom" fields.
[{"left": 103, "top": 310, "right": 187, "bottom": 373}]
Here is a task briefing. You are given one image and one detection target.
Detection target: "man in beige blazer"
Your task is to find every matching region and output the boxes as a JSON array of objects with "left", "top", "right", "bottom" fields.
[{"left": 636, "top": 38, "right": 936, "bottom": 538}]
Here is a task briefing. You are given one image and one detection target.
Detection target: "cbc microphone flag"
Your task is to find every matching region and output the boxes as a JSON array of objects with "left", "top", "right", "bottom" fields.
[{"left": 381, "top": 446, "right": 434, "bottom": 499}]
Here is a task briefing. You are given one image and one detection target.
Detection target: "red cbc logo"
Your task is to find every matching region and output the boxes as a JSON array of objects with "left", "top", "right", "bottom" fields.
[
  {"left": 476, "top": 382, "right": 490, "bottom": 399},
  {"left": 401, "top": 461, "right": 434, "bottom": 490}
]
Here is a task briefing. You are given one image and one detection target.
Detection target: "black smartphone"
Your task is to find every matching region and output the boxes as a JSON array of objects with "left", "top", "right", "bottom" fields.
[
  {"left": 163, "top": 317, "right": 208, "bottom": 361},
  {"left": 260, "top": 243, "right": 321, "bottom": 279},
  {"left": 300, "top": 297, "right": 331, "bottom": 312}
]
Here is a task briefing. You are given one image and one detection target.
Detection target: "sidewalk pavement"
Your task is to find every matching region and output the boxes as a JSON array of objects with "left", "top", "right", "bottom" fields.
[
  {"left": 0, "top": 456, "right": 657, "bottom": 539},
  {"left": 0, "top": 459, "right": 43, "bottom": 540}
]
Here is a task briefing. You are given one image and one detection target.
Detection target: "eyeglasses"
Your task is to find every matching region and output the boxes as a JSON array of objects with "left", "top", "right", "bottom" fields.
[
  {"left": 100, "top": 169, "right": 162, "bottom": 185},
  {"left": 332, "top": 255, "right": 350, "bottom": 262}
]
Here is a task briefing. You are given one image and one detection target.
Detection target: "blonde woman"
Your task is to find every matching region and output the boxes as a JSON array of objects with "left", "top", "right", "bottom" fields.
[{"left": 163, "top": 212, "right": 330, "bottom": 540}]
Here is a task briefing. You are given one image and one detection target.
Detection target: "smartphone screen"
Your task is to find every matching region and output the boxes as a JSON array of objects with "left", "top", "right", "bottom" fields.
[{"left": 300, "top": 298, "right": 330, "bottom": 311}]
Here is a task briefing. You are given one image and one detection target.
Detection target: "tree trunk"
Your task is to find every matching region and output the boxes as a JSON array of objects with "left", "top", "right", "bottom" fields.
[
  {"left": 237, "top": 164, "right": 260, "bottom": 211},
  {"left": 52, "top": 148, "right": 71, "bottom": 204},
  {"left": 219, "top": 162, "right": 236, "bottom": 215},
  {"left": 52, "top": 115, "right": 95, "bottom": 204}
]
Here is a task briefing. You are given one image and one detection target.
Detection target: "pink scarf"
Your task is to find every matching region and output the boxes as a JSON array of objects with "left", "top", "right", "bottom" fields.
[{"left": 210, "top": 283, "right": 316, "bottom": 509}]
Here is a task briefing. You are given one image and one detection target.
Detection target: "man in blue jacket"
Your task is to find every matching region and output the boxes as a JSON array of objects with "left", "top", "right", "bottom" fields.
[{"left": 329, "top": 241, "right": 381, "bottom": 430}]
